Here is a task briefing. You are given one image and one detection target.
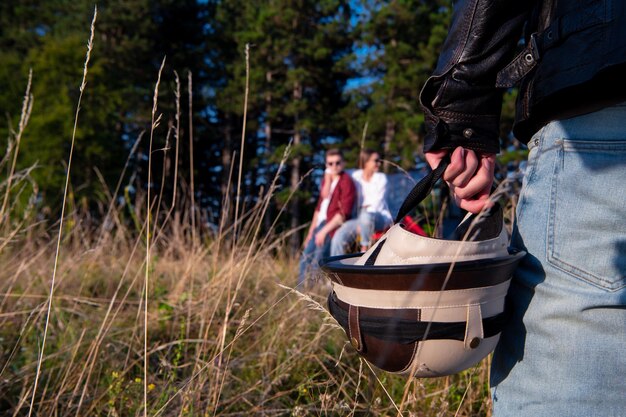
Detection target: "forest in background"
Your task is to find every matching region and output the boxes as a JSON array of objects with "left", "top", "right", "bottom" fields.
[
  {"left": 0, "top": 0, "right": 520, "bottom": 248},
  {"left": 0, "top": 2, "right": 528, "bottom": 414}
]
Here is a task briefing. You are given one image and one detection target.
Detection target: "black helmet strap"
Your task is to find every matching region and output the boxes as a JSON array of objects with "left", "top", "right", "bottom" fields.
[
  {"left": 394, "top": 157, "right": 450, "bottom": 223},
  {"left": 328, "top": 292, "right": 508, "bottom": 344}
]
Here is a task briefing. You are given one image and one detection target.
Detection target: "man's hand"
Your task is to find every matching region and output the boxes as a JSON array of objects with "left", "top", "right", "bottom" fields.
[
  {"left": 314, "top": 229, "right": 328, "bottom": 247},
  {"left": 320, "top": 171, "right": 332, "bottom": 199},
  {"left": 304, "top": 231, "right": 313, "bottom": 247},
  {"left": 425, "top": 147, "right": 496, "bottom": 213}
]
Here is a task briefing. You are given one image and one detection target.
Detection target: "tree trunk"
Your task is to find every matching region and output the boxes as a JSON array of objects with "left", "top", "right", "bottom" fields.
[
  {"left": 383, "top": 39, "right": 397, "bottom": 174},
  {"left": 263, "top": 71, "right": 274, "bottom": 233},
  {"left": 383, "top": 118, "right": 396, "bottom": 174},
  {"left": 289, "top": 81, "right": 303, "bottom": 252},
  {"left": 221, "top": 115, "right": 233, "bottom": 226}
]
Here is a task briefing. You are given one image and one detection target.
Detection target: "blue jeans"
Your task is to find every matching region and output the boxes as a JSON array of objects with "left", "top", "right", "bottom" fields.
[
  {"left": 298, "top": 222, "right": 331, "bottom": 287},
  {"left": 330, "top": 211, "right": 392, "bottom": 256},
  {"left": 491, "top": 104, "right": 626, "bottom": 416}
]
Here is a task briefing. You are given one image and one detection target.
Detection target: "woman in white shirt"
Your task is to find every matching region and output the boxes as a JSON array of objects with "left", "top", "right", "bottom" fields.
[{"left": 330, "top": 149, "right": 393, "bottom": 256}]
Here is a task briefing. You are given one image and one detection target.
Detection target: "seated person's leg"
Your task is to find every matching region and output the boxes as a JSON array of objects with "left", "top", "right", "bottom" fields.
[
  {"left": 301, "top": 230, "right": 333, "bottom": 288},
  {"left": 357, "top": 211, "right": 376, "bottom": 251},
  {"left": 330, "top": 219, "right": 359, "bottom": 256},
  {"left": 373, "top": 212, "right": 392, "bottom": 234},
  {"left": 298, "top": 225, "right": 323, "bottom": 287}
]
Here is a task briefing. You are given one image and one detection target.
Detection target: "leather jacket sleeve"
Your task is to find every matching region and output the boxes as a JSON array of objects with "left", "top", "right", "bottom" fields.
[{"left": 419, "top": 0, "right": 533, "bottom": 154}]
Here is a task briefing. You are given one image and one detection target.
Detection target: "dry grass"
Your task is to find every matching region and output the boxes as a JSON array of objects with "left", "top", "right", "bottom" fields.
[
  {"left": 0, "top": 209, "right": 495, "bottom": 416},
  {"left": 0, "top": 11, "right": 507, "bottom": 417}
]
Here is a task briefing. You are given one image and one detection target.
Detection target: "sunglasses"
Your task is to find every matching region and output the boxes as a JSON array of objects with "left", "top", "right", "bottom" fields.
[
  {"left": 373, "top": 158, "right": 382, "bottom": 164},
  {"left": 326, "top": 160, "right": 343, "bottom": 167}
]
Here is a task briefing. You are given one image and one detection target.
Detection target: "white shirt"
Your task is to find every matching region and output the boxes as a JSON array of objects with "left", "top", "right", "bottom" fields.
[
  {"left": 317, "top": 177, "right": 339, "bottom": 226},
  {"left": 351, "top": 170, "right": 392, "bottom": 221}
]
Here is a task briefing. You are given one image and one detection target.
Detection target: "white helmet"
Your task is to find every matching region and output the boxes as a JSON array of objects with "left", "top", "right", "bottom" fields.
[{"left": 322, "top": 160, "right": 525, "bottom": 377}]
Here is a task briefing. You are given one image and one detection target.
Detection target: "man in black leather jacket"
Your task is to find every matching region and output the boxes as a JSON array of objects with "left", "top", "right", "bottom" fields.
[{"left": 420, "top": 0, "right": 626, "bottom": 415}]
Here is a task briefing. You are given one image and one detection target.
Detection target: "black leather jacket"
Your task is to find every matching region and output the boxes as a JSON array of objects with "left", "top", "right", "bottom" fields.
[{"left": 420, "top": 0, "right": 626, "bottom": 153}]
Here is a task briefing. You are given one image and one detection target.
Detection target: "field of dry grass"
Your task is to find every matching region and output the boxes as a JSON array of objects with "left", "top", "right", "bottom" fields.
[
  {"left": 0, "top": 9, "right": 502, "bottom": 416},
  {"left": 0, "top": 207, "right": 495, "bottom": 416}
]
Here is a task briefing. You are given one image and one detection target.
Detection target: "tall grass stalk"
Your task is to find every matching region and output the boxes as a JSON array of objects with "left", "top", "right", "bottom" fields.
[
  {"left": 0, "top": 166, "right": 39, "bottom": 255},
  {"left": 187, "top": 71, "right": 196, "bottom": 245},
  {"left": 145, "top": 56, "right": 167, "bottom": 417},
  {"left": 0, "top": 69, "right": 33, "bottom": 225},
  {"left": 151, "top": 124, "right": 172, "bottom": 240},
  {"left": 212, "top": 41, "right": 252, "bottom": 411},
  {"left": 172, "top": 72, "right": 181, "bottom": 211},
  {"left": 27, "top": 8, "right": 96, "bottom": 417},
  {"left": 233, "top": 43, "right": 251, "bottom": 246}
]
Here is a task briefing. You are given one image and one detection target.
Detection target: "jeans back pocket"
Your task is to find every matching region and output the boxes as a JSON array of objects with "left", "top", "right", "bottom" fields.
[{"left": 548, "top": 139, "right": 626, "bottom": 291}]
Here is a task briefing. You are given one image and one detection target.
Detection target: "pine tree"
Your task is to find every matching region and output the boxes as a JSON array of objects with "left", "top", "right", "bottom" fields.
[
  {"left": 345, "top": 0, "right": 451, "bottom": 169},
  {"left": 0, "top": 0, "right": 208, "bottom": 216},
  {"left": 209, "top": 0, "right": 354, "bottom": 247}
]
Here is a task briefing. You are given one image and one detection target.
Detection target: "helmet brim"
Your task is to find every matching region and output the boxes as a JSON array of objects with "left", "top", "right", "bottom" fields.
[{"left": 321, "top": 249, "right": 526, "bottom": 291}]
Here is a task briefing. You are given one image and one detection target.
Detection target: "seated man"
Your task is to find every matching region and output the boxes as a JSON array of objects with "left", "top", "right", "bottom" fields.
[
  {"left": 298, "top": 149, "right": 356, "bottom": 287},
  {"left": 330, "top": 149, "right": 392, "bottom": 256}
]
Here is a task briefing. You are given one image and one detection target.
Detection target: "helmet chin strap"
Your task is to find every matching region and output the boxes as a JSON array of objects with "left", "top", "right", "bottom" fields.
[
  {"left": 394, "top": 156, "right": 450, "bottom": 223},
  {"left": 365, "top": 157, "right": 450, "bottom": 266}
]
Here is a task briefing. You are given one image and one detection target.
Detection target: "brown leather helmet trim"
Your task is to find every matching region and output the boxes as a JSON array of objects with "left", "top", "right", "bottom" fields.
[
  {"left": 361, "top": 334, "right": 417, "bottom": 373},
  {"left": 348, "top": 305, "right": 363, "bottom": 352},
  {"left": 322, "top": 250, "right": 524, "bottom": 291}
]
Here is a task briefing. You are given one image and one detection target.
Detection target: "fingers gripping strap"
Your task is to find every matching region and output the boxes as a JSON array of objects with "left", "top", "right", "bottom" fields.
[{"left": 394, "top": 157, "right": 449, "bottom": 223}]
